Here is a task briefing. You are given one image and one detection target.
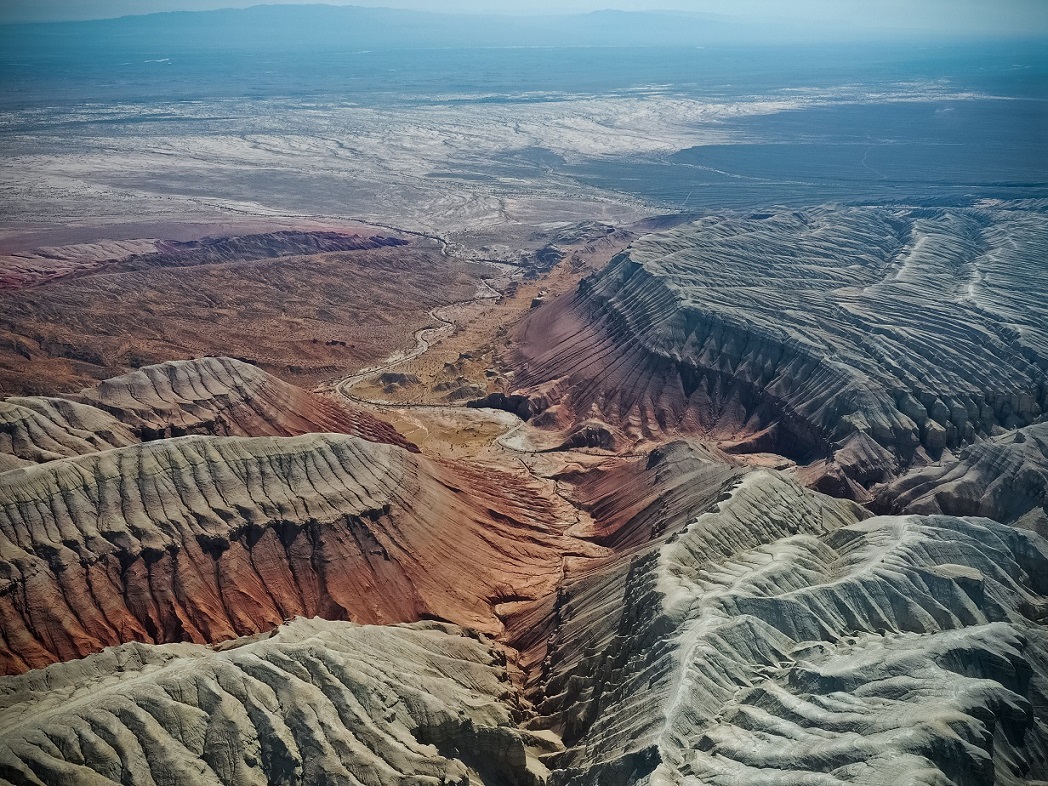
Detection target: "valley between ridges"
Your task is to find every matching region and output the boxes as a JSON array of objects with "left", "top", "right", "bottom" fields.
[{"left": 313, "top": 224, "right": 635, "bottom": 695}]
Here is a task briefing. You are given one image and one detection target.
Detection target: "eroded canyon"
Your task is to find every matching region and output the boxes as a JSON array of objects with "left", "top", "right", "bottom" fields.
[{"left": 1, "top": 202, "right": 1046, "bottom": 785}]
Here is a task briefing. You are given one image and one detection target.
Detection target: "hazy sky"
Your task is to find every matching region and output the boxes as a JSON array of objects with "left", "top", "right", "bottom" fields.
[{"left": 1, "top": 0, "right": 1047, "bottom": 38}]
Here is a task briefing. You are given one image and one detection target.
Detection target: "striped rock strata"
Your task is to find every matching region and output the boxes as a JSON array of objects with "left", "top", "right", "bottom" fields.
[
  {"left": 0, "top": 356, "right": 413, "bottom": 470},
  {"left": 69, "top": 356, "right": 413, "bottom": 449},
  {"left": 0, "top": 433, "right": 591, "bottom": 673},
  {"left": 6, "top": 459, "right": 1044, "bottom": 784},
  {"left": 532, "top": 469, "right": 1048, "bottom": 784},
  {"left": 876, "top": 420, "right": 1048, "bottom": 536},
  {"left": 511, "top": 206, "right": 1048, "bottom": 497}
]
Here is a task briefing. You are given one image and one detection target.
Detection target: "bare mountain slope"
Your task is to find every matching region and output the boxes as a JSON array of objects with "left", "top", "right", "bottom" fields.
[
  {"left": 70, "top": 356, "right": 414, "bottom": 449},
  {"left": 533, "top": 470, "right": 1048, "bottom": 784},
  {"left": 1, "top": 204, "right": 1046, "bottom": 783},
  {"left": 510, "top": 206, "right": 1048, "bottom": 497},
  {"left": 0, "top": 396, "right": 136, "bottom": 470},
  {"left": 0, "top": 356, "right": 414, "bottom": 469},
  {"left": 5, "top": 453, "right": 1044, "bottom": 784},
  {"left": 0, "top": 618, "right": 553, "bottom": 786},
  {"left": 0, "top": 433, "right": 592, "bottom": 673},
  {"left": 876, "top": 420, "right": 1048, "bottom": 536},
  {"left": 0, "top": 230, "right": 407, "bottom": 292}
]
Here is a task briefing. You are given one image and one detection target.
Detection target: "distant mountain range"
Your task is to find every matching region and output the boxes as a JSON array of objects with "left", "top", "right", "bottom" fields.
[{"left": 0, "top": 3, "right": 955, "bottom": 56}]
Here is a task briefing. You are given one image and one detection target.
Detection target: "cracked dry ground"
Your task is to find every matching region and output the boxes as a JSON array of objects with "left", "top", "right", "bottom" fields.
[{"left": 1, "top": 208, "right": 1047, "bottom": 785}]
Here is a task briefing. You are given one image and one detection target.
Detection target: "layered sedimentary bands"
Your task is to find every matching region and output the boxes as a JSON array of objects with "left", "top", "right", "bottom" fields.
[
  {"left": 511, "top": 205, "right": 1048, "bottom": 497},
  {"left": 3, "top": 443, "right": 1046, "bottom": 783},
  {"left": 1, "top": 205, "right": 1046, "bottom": 784},
  {"left": 69, "top": 356, "right": 413, "bottom": 449},
  {"left": 0, "top": 356, "right": 412, "bottom": 469},
  {"left": 877, "top": 421, "right": 1048, "bottom": 536},
  {"left": 0, "top": 428, "right": 592, "bottom": 672}
]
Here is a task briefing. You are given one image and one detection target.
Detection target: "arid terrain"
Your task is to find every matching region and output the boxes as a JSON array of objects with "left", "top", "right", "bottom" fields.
[
  {"left": 0, "top": 197, "right": 1046, "bottom": 784},
  {"left": 0, "top": 228, "right": 495, "bottom": 395},
  {"left": 1, "top": 7, "right": 1046, "bottom": 783}
]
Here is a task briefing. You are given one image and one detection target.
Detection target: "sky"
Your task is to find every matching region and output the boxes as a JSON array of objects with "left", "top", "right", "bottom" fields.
[{"left": 0, "top": 0, "right": 1046, "bottom": 39}]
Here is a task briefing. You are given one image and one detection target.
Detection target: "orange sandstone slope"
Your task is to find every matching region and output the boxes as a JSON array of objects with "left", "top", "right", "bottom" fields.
[{"left": 0, "top": 432, "right": 598, "bottom": 674}]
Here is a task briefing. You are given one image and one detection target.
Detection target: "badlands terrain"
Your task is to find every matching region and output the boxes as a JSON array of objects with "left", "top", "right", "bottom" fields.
[
  {"left": 0, "top": 199, "right": 1046, "bottom": 785},
  {"left": 1, "top": 6, "right": 1045, "bottom": 782}
]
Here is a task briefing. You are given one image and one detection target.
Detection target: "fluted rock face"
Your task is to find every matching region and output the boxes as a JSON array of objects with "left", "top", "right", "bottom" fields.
[
  {"left": 509, "top": 441, "right": 748, "bottom": 691},
  {"left": 0, "top": 618, "right": 551, "bottom": 786},
  {"left": 0, "top": 397, "right": 136, "bottom": 470},
  {"left": 70, "top": 356, "right": 415, "bottom": 450},
  {"left": 0, "top": 357, "right": 414, "bottom": 469},
  {"left": 534, "top": 470, "right": 1048, "bottom": 785},
  {"left": 0, "top": 433, "right": 582, "bottom": 673},
  {"left": 877, "top": 420, "right": 1048, "bottom": 535},
  {"left": 513, "top": 206, "right": 1048, "bottom": 493}
]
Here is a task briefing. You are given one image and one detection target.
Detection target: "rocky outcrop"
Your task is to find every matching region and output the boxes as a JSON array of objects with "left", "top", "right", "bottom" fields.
[
  {"left": 71, "top": 356, "right": 415, "bottom": 450},
  {"left": 0, "top": 618, "right": 554, "bottom": 786},
  {"left": 0, "top": 239, "right": 159, "bottom": 292},
  {"left": 511, "top": 206, "right": 1048, "bottom": 495},
  {"left": 112, "top": 231, "right": 408, "bottom": 275},
  {"left": 467, "top": 391, "right": 542, "bottom": 420},
  {"left": 2, "top": 424, "right": 1046, "bottom": 783},
  {"left": 0, "top": 397, "right": 136, "bottom": 470},
  {"left": 533, "top": 470, "right": 1048, "bottom": 784},
  {"left": 0, "top": 357, "right": 414, "bottom": 468},
  {"left": 0, "top": 433, "right": 591, "bottom": 673},
  {"left": 876, "top": 420, "right": 1048, "bottom": 535}
]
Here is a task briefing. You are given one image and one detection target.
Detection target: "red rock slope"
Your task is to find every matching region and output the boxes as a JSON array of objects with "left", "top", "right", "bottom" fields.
[{"left": 0, "top": 432, "right": 594, "bottom": 673}]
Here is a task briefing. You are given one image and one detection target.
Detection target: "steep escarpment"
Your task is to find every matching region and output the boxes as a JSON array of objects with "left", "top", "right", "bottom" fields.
[
  {"left": 0, "top": 239, "right": 159, "bottom": 292},
  {"left": 0, "top": 433, "right": 590, "bottom": 673},
  {"left": 876, "top": 420, "right": 1048, "bottom": 536},
  {"left": 112, "top": 230, "right": 408, "bottom": 275},
  {"left": 533, "top": 470, "right": 1048, "bottom": 785},
  {"left": 0, "top": 397, "right": 136, "bottom": 470},
  {"left": 0, "top": 618, "right": 554, "bottom": 786},
  {"left": 0, "top": 231, "right": 407, "bottom": 292},
  {"left": 511, "top": 206, "right": 1048, "bottom": 495},
  {"left": 507, "top": 441, "right": 748, "bottom": 691}
]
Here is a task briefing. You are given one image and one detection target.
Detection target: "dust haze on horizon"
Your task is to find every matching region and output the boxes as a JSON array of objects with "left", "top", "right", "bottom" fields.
[{"left": 1, "top": 0, "right": 1047, "bottom": 39}]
